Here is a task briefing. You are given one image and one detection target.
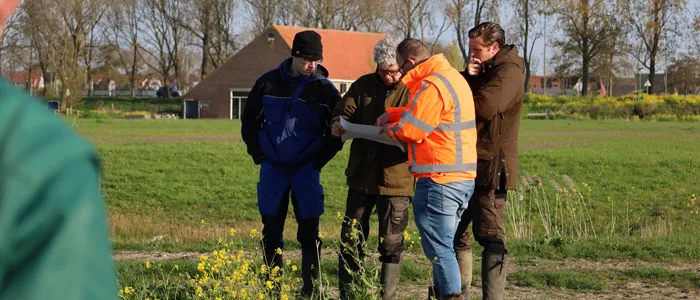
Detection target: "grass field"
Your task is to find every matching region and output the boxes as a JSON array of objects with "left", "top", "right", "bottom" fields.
[{"left": 73, "top": 119, "right": 700, "bottom": 298}]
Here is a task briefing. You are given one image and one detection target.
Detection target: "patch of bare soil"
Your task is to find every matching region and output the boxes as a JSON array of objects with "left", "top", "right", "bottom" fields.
[{"left": 115, "top": 250, "right": 700, "bottom": 299}]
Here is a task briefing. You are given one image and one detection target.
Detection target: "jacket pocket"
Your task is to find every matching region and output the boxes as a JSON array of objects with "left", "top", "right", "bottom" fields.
[
  {"left": 502, "top": 152, "right": 518, "bottom": 190},
  {"left": 293, "top": 98, "right": 325, "bottom": 132},
  {"left": 262, "top": 95, "right": 286, "bottom": 126},
  {"left": 382, "top": 161, "right": 413, "bottom": 188},
  {"left": 389, "top": 198, "right": 410, "bottom": 229},
  {"left": 475, "top": 148, "right": 497, "bottom": 187}
]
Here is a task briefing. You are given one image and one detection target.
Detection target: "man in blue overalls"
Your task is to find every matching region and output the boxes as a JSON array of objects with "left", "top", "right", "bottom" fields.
[{"left": 241, "top": 30, "right": 342, "bottom": 297}]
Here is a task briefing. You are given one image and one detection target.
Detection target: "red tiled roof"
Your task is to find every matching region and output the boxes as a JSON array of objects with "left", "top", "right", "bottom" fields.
[{"left": 273, "top": 25, "right": 386, "bottom": 81}]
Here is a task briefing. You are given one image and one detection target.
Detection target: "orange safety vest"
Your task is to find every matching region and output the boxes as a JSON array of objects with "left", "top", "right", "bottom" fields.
[{"left": 386, "top": 54, "right": 477, "bottom": 184}]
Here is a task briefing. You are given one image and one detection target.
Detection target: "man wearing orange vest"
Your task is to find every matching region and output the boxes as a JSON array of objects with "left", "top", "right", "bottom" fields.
[{"left": 377, "top": 38, "right": 477, "bottom": 300}]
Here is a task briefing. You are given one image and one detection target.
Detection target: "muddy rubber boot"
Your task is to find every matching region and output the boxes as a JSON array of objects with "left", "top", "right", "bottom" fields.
[
  {"left": 297, "top": 238, "right": 321, "bottom": 297},
  {"left": 439, "top": 293, "right": 464, "bottom": 300},
  {"left": 300, "top": 249, "right": 320, "bottom": 297},
  {"left": 455, "top": 250, "right": 472, "bottom": 299},
  {"left": 380, "top": 262, "right": 402, "bottom": 300},
  {"left": 428, "top": 286, "right": 440, "bottom": 300},
  {"left": 482, "top": 252, "right": 508, "bottom": 300}
]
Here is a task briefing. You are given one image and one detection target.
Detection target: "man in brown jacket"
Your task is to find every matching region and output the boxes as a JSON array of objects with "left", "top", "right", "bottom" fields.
[
  {"left": 454, "top": 22, "right": 524, "bottom": 300},
  {"left": 331, "top": 35, "right": 414, "bottom": 300}
]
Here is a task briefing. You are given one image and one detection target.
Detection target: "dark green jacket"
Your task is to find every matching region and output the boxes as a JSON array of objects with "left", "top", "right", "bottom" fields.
[
  {"left": 0, "top": 79, "right": 117, "bottom": 299},
  {"left": 332, "top": 73, "right": 414, "bottom": 196}
]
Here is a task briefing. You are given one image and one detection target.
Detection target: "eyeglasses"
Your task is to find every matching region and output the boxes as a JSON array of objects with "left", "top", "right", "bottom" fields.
[
  {"left": 379, "top": 68, "right": 401, "bottom": 77},
  {"left": 303, "top": 58, "right": 323, "bottom": 64}
]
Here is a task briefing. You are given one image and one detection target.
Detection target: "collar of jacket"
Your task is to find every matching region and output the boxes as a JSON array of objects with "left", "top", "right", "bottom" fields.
[
  {"left": 482, "top": 45, "right": 519, "bottom": 73},
  {"left": 401, "top": 54, "right": 451, "bottom": 88},
  {"left": 279, "top": 57, "right": 330, "bottom": 83}
]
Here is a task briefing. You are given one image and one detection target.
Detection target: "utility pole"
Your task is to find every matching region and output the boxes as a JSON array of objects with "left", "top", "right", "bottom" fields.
[{"left": 638, "top": 67, "right": 643, "bottom": 101}]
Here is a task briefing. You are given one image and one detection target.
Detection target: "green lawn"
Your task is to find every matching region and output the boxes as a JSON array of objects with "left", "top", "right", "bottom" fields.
[{"left": 78, "top": 119, "right": 700, "bottom": 258}]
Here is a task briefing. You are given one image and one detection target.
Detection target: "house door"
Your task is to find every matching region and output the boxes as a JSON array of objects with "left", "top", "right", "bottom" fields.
[{"left": 184, "top": 100, "right": 200, "bottom": 119}]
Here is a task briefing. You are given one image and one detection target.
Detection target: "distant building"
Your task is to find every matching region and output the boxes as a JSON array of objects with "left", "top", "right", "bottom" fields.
[
  {"left": 3, "top": 70, "right": 46, "bottom": 91},
  {"left": 182, "top": 25, "right": 386, "bottom": 119}
]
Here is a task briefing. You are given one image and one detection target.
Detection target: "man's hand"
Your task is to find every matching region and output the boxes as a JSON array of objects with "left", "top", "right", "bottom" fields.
[
  {"left": 467, "top": 58, "right": 482, "bottom": 76},
  {"left": 376, "top": 112, "right": 390, "bottom": 127},
  {"left": 331, "top": 121, "right": 345, "bottom": 137},
  {"left": 378, "top": 124, "right": 390, "bottom": 135}
]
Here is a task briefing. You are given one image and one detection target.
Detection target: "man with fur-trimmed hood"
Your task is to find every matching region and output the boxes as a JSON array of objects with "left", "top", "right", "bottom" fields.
[{"left": 331, "top": 35, "right": 415, "bottom": 300}]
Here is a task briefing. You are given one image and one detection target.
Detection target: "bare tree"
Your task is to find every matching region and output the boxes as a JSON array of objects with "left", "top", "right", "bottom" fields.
[
  {"left": 18, "top": 0, "right": 53, "bottom": 96},
  {"left": 509, "top": 0, "right": 543, "bottom": 91},
  {"left": 425, "top": 9, "right": 451, "bottom": 54},
  {"left": 352, "top": 0, "right": 389, "bottom": 32},
  {"left": 276, "top": 1, "right": 305, "bottom": 26},
  {"left": 82, "top": 6, "right": 106, "bottom": 97},
  {"left": 163, "top": 0, "right": 186, "bottom": 88},
  {"left": 41, "top": 0, "right": 106, "bottom": 109},
  {"left": 550, "top": 0, "right": 619, "bottom": 96},
  {"left": 693, "top": 7, "right": 700, "bottom": 55},
  {"left": 245, "top": 0, "right": 277, "bottom": 34},
  {"left": 140, "top": 0, "right": 187, "bottom": 96},
  {"left": 0, "top": 2, "right": 21, "bottom": 74},
  {"left": 389, "top": 0, "right": 432, "bottom": 39},
  {"left": 210, "top": 0, "right": 239, "bottom": 68},
  {"left": 618, "top": 0, "right": 686, "bottom": 94},
  {"left": 590, "top": 17, "right": 630, "bottom": 95},
  {"left": 445, "top": 0, "right": 471, "bottom": 64},
  {"left": 307, "top": 0, "right": 334, "bottom": 28},
  {"left": 173, "top": 0, "right": 216, "bottom": 80},
  {"left": 475, "top": 0, "right": 500, "bottom": 26},
  {"left": 108, "top": 0, "right": 143, "bottom": 96}
]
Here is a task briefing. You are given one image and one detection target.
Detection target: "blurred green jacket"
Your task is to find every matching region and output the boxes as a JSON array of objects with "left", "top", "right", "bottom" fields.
[{"left": 0, "top": 79, "right": 117, "bottom": 299}]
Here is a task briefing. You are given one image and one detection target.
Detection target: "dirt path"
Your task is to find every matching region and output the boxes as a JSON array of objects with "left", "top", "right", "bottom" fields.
[{"left": 114, "top": 250, "right": 700, "bottom": 299}]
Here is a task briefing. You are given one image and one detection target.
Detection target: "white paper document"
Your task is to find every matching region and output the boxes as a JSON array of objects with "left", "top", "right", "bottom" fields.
[{"left": 340, "top": 118, "right": 406, "bottom": 152}]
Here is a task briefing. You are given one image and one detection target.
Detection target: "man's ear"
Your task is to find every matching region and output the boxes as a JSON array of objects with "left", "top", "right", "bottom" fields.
[{"left": 491, "top": 42, "right": 500, "bottom": 54}]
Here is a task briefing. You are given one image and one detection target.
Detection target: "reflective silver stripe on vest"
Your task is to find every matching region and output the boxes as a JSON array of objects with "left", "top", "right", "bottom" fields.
[
  {"left": 411, "top": 143, "right": 417, "bottom": 166},
  {"left": 402, "top": 111, "right": 435, "bottom": 133},
  {"left": 409, "top": 163, "right": 478, "bottom": 173},
  {"left": 435, "top": 120, "right": 476, "bottom": 131},
  {"left": 391, "top": 81, "right": 429, "bottom": 134},
  {"left": 431, "top": 72, "right": 463, "bottom": 164}
]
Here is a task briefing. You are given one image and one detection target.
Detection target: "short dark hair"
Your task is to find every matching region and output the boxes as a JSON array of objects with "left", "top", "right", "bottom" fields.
[
  {"left": 468, "top": 22, "right": 505, "bottom": 48},
  {"left": 396, "top": 38, "right": 430, "bottom": 60}
]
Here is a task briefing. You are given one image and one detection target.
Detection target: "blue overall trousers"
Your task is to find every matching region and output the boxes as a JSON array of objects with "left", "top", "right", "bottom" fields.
[{"left": 256, "top": 74, "right": 331, "bottom": 294}]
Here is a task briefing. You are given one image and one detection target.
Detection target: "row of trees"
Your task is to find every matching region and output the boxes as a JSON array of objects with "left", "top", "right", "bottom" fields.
[
  {"left": 0, "top": 0, "right": 699, "bottom": 108},
  {"left": 0, "top": 0, "right": 241, "bottom": 108}
]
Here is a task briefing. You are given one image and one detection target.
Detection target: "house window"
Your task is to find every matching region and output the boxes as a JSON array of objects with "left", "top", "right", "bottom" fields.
[{"left": 340, "top": 83, "right": 347, "bottom": 94}]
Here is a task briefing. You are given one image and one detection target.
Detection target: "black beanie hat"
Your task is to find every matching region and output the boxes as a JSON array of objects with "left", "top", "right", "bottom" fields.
[{"left": 291, "top": 30, "right": 323, "bottom": 61}]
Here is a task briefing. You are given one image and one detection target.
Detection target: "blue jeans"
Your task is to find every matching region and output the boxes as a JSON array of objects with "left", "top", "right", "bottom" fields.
[{"left": 413, "top": 177, "right": 475, "bottom": 296}]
